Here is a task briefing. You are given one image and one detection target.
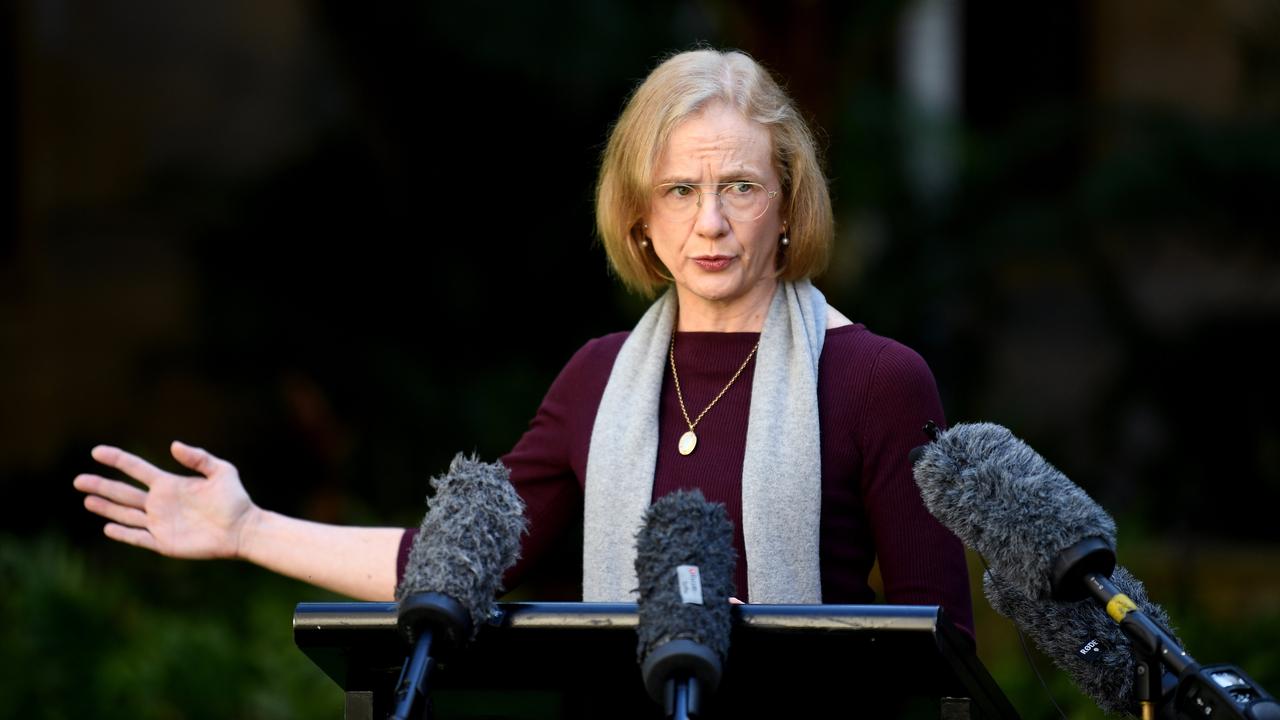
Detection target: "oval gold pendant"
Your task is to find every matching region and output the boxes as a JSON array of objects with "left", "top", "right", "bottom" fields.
[{"left": 678, "top": 430, "right": 698, "bottom": 456}]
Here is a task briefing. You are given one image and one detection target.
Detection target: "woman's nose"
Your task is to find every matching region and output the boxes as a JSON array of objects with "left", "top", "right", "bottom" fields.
[{"left": 692, "top": 191, "right": 730, "bottom": 236}]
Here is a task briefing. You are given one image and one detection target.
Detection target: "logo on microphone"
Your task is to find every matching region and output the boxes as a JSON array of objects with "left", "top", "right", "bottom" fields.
[
  {"left": 1078, "top": 638, "right": 1103, "bottom": 659},
  {"left": 676, "top": 565, "right": 704, "bottom": 605}
]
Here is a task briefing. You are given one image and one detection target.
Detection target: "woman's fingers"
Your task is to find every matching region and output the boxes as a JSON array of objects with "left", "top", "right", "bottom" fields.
[
  {"left": 73, "top": 474, "right": 148, "bottom": 509},
  {"left": 83, "top": 494, "right": 149, "bottom": 529},
  {"left": 90, "top": 445, "right": 165, "bottom": 487},
  {"left": 103, "top": 523, "right": 159, "bottom": 553},
  {"left": 169, "top": 440, "right": 222, "bottom": 477},
  {"left": 79, "top": 440, "right": 251, "bottom": 561}
]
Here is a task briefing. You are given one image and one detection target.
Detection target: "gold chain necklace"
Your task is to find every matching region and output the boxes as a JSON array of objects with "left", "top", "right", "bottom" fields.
[{"left": 668, "top": 332, "right": 761, "bottom": 456}]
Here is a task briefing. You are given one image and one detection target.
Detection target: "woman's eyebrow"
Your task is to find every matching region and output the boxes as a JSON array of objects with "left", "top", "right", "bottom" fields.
[{"left": 654, "top": 168, "right": 764, "bottom": 185}]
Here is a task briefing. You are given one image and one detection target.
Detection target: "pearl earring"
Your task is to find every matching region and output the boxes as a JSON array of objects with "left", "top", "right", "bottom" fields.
[
  {"left": 781, "top": 234, "right": 790, "bottom": 246},
  {"left": 640, "top": 239, "right": 649, "bottom": 248}
]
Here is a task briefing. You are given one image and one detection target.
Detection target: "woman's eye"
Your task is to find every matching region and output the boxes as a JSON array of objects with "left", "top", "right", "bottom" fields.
[
  {"left": 728, "top": 182, "right": 755, "bottom": 194},
  {"left": 668, "top": 184, "right": 695, "bottom": 198}
]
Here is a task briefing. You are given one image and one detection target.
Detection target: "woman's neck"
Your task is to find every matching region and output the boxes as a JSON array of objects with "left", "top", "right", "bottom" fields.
[{"left": 674, "top": 280, "right": 778, "bottom": 332}]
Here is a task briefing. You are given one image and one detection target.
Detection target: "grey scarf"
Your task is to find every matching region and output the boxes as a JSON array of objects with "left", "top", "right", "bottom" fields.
[{"left": 582, "top": 280, "right": 827, "bottom": 603}]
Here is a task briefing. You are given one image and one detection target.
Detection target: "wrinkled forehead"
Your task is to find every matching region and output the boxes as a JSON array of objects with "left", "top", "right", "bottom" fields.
[{"left": 653, "top": 101, "right": 777, "bottom": 181}]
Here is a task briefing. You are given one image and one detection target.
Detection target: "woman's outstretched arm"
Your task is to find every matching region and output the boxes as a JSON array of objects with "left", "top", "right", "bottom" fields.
[{"left": 73, "top": 441, "right": 403, "bottom": 601}]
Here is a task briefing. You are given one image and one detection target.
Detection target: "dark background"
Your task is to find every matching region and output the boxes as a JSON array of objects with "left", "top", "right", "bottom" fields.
[{"left": 4, "top": 1, "right": 1279, "bottom": 717}]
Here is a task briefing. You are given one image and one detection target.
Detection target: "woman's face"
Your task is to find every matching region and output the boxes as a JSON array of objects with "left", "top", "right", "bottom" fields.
[{"left": 644, "top": 101, "right": 785, "bottom": 325}]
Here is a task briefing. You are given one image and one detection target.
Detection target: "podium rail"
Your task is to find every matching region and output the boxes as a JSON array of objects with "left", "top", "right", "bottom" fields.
[{"left": 294, "top": 601, "right": 1021, "bottom": 719}]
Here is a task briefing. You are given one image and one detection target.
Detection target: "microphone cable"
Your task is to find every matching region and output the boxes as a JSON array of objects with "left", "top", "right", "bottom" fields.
[{"left": 980, "top": 553, "right": 1071, "bottom": 720}]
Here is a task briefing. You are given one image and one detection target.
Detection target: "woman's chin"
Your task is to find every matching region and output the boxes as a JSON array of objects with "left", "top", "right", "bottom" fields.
[
  {"left": 677, "top": 274, "right": 774, "bottom": 309},
  {"left": 679, "top": 280, "right": 741, "bottom": 305}
]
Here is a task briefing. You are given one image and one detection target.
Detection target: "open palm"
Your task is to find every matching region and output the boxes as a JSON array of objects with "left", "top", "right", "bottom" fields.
[{"left": 74, "top": 441, "right": 257, "bottom": 560}]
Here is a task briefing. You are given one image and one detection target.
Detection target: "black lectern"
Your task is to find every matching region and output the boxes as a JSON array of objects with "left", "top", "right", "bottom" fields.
[{"left": 294, "top": 602, "right": 1020, "bottom": 719}]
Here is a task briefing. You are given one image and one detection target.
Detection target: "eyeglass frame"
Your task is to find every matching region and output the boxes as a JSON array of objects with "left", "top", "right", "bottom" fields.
[{"left": 650, "top": 181, "right": 780, "bottom": 223}]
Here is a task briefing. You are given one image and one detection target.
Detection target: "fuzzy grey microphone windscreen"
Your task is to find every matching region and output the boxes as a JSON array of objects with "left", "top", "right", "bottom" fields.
[
  {"left": 985, "top": 565, "right": 1179, "bottom": 714},
  {"left": 634, "top": 489, "right": 737, "bottom": 664},
  {"left": 395, "top": 453, "right": 527, "bottom": 637},
  {"left": 912, "top": 422, "right": 1117, "bottom": 601}
]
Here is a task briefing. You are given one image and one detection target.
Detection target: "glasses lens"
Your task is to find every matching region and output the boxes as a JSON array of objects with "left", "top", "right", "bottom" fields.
[
  {"left": 653, "top": 183, "right": 772, "bottom": 222},
  {"left": 654, "top": 184, "right": 698, "bottom": 220},
  {"left": 721, "top": 182, "right": 769, "bottom": 221}
]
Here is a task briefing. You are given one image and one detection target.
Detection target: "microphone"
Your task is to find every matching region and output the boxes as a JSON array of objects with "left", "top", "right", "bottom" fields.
[
  {"left": 634, "top": 489, "right": 736, "bottom": 720},
  {"left": 390, "top": 454, "right": 526, "bottom": 720},
  {"left": 985, "top": 564, "right": 1176, "bottom": 714},
  {"left": 911, "top": 421, "right": 1117, "bottom": 603},
  {"left": 912, "top": 422, "right": 1280, "bottom": 720}
]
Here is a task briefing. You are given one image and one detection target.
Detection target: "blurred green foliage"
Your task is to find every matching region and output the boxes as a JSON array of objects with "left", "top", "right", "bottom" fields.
[{"left": 0, "top": 533, "right": 338, "bottom": 719}]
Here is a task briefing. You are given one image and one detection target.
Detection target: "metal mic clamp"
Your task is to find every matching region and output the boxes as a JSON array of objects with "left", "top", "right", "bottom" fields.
[{"left": 1171, "top": 665, "right": 1280, "bottom": 720}]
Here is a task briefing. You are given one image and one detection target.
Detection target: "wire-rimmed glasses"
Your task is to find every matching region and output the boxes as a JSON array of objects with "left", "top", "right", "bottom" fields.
[{"left": 651, "top": 181, "right": 779, "bottom": 223}]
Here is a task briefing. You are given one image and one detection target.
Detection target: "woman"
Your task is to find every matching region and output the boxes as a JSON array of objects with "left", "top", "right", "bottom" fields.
[{"left": 74, "top": 48, "right": 973, "bottom": 635}]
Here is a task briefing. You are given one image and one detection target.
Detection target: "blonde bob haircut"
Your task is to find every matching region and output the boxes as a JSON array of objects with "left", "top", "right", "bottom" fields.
[{"left": 596, "top": 48, "right": 833, "bottom": 298}]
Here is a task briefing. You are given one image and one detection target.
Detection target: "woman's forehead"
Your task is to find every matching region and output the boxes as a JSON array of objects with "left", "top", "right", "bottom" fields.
[{"left": 654, "top": 103, "right": 775, "bottom": 179}]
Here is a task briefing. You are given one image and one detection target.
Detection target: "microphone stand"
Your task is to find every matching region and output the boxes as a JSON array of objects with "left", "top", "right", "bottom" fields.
[
  {"left": 1054, "top": 539, "right": 1279, "bottom": 720},
  {"left": 1133, "top": 647, "right": 1164, "bottom": 720},
  {"left": 389, "top": 592, "right": 472, "bottom": 720},
  {"left": 391, "top": 627, "right": 438, "bottom": 720}
]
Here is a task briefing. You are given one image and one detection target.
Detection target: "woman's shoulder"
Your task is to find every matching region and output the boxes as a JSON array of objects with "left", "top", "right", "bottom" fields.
[
  {"left": 550, "top": 331, "right": 630, "bottom": 387},
  {"left": 821, "top": 323, "right": 937, "bottom": 387},
  {"left": 564, "top": 331, "right": 629, "bottom": 368},
  {"left": 820, "top": 322, "right": 946, "bottom": 437},
  {"left": 534, "top": 331, "right": 632, "bottom": 424}
]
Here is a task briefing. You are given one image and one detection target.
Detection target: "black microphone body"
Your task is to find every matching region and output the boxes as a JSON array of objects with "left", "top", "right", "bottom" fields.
[
  {"left": 634, "top": 489, "right": 736, "bottom": 720},
  {"left": 391, "top": 454, "right": 526, "bottom": 720}
]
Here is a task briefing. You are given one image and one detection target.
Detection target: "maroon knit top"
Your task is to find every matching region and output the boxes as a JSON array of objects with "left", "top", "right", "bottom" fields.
[{"left": 397, "top": 324, "right": 974, "bottom": 637}]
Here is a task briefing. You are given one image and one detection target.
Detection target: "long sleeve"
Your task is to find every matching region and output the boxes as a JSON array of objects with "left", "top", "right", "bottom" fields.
[{"left": 857, "top": 338, "right": 975, "bottom": 638}]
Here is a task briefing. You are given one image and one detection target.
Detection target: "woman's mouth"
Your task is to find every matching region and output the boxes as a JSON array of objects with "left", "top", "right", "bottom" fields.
[{"left": 692, "top": 255, "right": 735, "bottom": 272}]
